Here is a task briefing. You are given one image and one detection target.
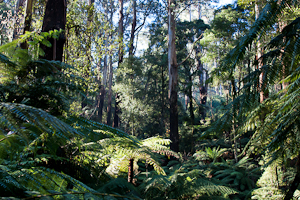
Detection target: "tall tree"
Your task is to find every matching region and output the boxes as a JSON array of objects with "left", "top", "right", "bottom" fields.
[
  {"left": 113, "top": 0, "right": 124, "bottom": 128},
  {"left": 128, "top": 0, "right": 136, "bottom": 56},
  {"left": 20, "top": 0, "right": 33, "bottom": 49},
  {"left": 255, "top": 2, "right": 267, "bottom": 103},
  {"left": 168, "top": 0, "right": 179, "bottom": 152},
  {"left": 106, "top": 0, "right": 114, "bottom": 126},
  {"left": 98, "top": 1, "right": 109, "bottom": 123},
  {"left": 13, "top": 0, "right": 26, "bottom": 39}
]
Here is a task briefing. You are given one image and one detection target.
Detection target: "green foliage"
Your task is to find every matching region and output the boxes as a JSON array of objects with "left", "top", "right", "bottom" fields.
[
  {"left": 194, "top": 146, "right": 227, "bottom": 164},
  {"left": 0, "top": 31, "right": 84, "bottom": 115},
  {"left": 139, "top": 159, "right": 237, "bottom": 199},
  {"left": 251, "top": 157, "right": 296, "bottom": 199},
  {"left": 0, "top": 35, "right": 169, "bottom": 199},
  {"left": 210, "top": 157, "right": 260, "bottom": 192}
]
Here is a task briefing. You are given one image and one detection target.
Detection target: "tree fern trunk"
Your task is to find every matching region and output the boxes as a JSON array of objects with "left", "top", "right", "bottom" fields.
[{"left": 128, "top": 158, "right": 134, "bottom": 183}]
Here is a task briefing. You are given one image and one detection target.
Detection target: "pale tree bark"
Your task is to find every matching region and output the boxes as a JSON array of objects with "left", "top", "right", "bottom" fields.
[
  {"left": 168, "top": 0, "right": 179, "bottom": 152},
  {"left": 98, "top": 3, "right": 109, "bottom": 123},
  {"left": 20, "top": 0, "right": 33, "bottom": 49},
  {"left": 195, "top": 3, "right": 207, "bottom": 122},
  {"left": 13, "top": 0, "right": 26, "bottom": 39},
  {"left": 129, "top": 0, "right": 136, "bottom": 56},
  {"left": 255, "top": 2, "right": 267, "bottom": 103},
  {"left": 118, "top": 0, "right": 124, "bottom": 64},
  {"left": 23, "top": 0, "right": 33, "bottom": 33},
  {"left": 41, "top": 0, "right": 67, "bottom": 62},
  {"left": 113, "top": 0, "right": 124, "bottom": 128}
]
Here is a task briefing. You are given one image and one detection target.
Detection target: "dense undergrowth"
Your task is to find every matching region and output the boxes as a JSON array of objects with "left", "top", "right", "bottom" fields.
[{"left": 1, "top": 0, "right": 300, "bottom": 199}]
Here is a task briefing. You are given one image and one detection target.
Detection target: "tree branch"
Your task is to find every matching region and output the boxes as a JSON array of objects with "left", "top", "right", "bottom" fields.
[{"left": 178, "top": 33, "right": 203, "bottom": 67}]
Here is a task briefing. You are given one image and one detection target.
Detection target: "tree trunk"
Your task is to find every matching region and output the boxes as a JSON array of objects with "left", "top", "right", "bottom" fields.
[
  {"left": 118, "top": 0, "right": 124, "bottom": 64},
  {"left": 20, "top": 0, "right": 33, "bottom": 49},
  {"left": 41, "top": 0, "right": 67, "bottom": 62},
  {"left": 107, "top": 54, "right": 113, "bottom": 126},
  {"left": 98, "top": 11, "right": 109, "bottom": 123},
  {"left": 168, "top": 0, "right": 179, "bottom": 152},
  {"left": 106, "top": 0, "right": 114, "bottom": 126},
  {"left": 231, "top": 79, "right": 238, "bottom": 163},
  {"left": 128, "top": 158, "right": 134, "bottom": 183},
  {"left": 113, "top": 93, "right": 120, "bottom": 128},
  {"left": 13, "top": 0, "right": 26, "bottom": 39},
  {"left": 278, "top": 19, "right": 288, "bottom": 89},
  {"left": 255, "top": 2, "right": 267, "bottom": 103},
  {"left": 22, "top": 0, "right": 33, "bottom": 34},
  {"left": 113, "top": 0, "right": 124, "bottom": 128},
  {"left": 129, "top": 0, "right": 136, "bottom": 56},
  {"left": 98, "top": 85, "right": 105, "bottom": 122},
  {"left": 160, "top": 64, "right": 165, "bottom": 136},
  {"left": 188, "top": 75, "right": 194, "bottom": 125}
]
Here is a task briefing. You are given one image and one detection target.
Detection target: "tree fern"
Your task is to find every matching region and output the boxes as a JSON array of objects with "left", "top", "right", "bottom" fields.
[{"left": 139, "top": 163, "right": 237, "bottom": 200}]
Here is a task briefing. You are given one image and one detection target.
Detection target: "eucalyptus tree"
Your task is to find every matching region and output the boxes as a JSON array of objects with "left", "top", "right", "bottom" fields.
[
  {"left": 106, "top": 0, "right": 117, "bottom": 126},
  {"left": 13, "top": 0, "right": 26, "bottom": 39},
  {"left": 167, "top": 0, "right": 179, "bottom": 152},
  {"left": 112, "top": 0, "right": 124, "bottom": 128}
]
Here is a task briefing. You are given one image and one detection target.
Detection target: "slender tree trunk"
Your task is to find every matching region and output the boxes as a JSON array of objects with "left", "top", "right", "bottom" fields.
[
  {"left": 129, "top": 0, "right": 136, "bottom": 56},
  {"left": 117, "top": 0, "right": 123, "bottom": 68},
  {"left": 231, "top": 79, "right": 238, "bottom": 163},
  {"left": 113, "top": 0, "right": 123, "bottom": 128},
  {"left": 13, "top": 0, "right": 26, "bottom": 39},
  {"left": 20, "top": 0, "right": 33, "bottom": 49},
  {"left": 98, "top": 85, "right": 105, "bottom": 122},
  {"left": 41, "top": 0, "right": 66, "bottom": 62},
  {"left": 107, "top": 54, "right": 113, "bottom": 125},
  {"left": 188, "top": 75, "right": 194, "bottom": 124},
  {"left": 113, "top": 93, "right": 120, "bottom": 128},
  {"left": 278, "top": 19, "right": 288, "bottom": 89},
  {"left": 255, "top": 2, "right": 267, "bottom": 103},
  {"left": 168, "top": 0, "right": 179, "bottom": 152},
  {"left": 98, "top": 11, "right": 109, "bottom": 123},
  {"left": 196, "top": 47, "right": 207, "bottom": 122},
  {"left": 160, "top": 64, "right": 165, "bottom": 136},
  {"left": 106, "top": 0, "right": 114, "bottom": 126},
  {"left": 22, "top": 0, "right": 33, "bottom": 33}
]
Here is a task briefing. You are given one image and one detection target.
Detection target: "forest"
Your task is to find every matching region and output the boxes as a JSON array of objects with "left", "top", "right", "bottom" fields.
[{"left": 0, "top": 0, "right": 300, "bottom": 199}]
